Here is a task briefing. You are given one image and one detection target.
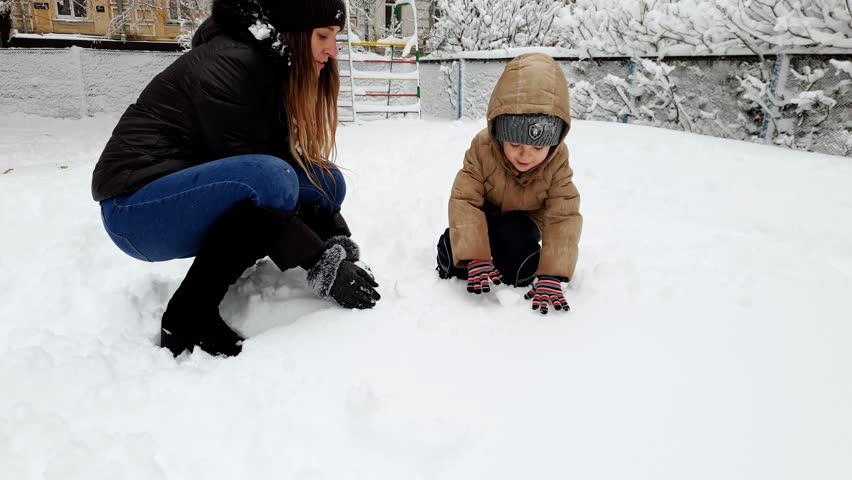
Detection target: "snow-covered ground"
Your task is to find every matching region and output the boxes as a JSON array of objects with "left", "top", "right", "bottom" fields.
[{"left": 1, "top": 114, "right": 851, "bottom": 479}]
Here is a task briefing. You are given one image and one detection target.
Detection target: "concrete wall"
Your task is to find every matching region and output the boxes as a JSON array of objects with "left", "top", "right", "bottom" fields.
[
  {"left": 1, "top": 48, "right": 848, "bottom": 156},
  {"left": 0, "top": 47, "right": 180, "bottom": 118}
]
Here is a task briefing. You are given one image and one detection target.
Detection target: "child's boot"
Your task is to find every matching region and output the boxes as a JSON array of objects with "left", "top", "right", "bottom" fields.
[{"left": 436, "top": 228, "right": 468, "bottom": 280}]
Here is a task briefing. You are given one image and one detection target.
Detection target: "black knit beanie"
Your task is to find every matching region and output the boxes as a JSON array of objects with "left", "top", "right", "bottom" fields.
[
  {"left": 493, "top": 114, "right": 564, "bottom": 147},
  {"left": 263, "top": 0, "right": 347, "bottom": 33}
]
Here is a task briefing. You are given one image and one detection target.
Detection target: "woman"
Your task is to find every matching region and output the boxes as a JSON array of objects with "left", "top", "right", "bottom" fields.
[{"left": 91, "top": 0, "right": 380, "bottom": 358}]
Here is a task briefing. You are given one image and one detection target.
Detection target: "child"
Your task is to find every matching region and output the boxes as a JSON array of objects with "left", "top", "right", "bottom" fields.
[{"left": 436, "top": 53, "right": 582, "bottom": 315}]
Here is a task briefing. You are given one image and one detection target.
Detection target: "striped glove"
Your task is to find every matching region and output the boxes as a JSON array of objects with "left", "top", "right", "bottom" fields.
[
  {"left": 466, "top": 260, "right": 502, "bottom": 294},
  {"left": 524, "top": 276, "right": 569, "bottom": 314}
]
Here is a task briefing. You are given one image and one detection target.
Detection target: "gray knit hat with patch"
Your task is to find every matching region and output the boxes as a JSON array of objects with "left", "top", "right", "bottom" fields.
[{"left": 493, "top": 114, "right": 564, "bottom": 147}]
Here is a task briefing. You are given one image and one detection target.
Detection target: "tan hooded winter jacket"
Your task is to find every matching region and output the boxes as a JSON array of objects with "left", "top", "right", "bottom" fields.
[{"left": 448, "top": 53, "right": 582, "bottom": 280}]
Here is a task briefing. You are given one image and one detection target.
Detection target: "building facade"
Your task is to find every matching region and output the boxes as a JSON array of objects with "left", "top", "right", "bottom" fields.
[
  {"left": 4, "top": 0, "right": 436, "bottom": 48},
  {"left": 348, "top": 0, "right": 433, "bottom": 45}
]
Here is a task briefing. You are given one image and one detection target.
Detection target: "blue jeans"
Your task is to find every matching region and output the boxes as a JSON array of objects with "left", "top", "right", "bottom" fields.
[{"left": 100, "top": 154, "right": 346, "bottom": 262}]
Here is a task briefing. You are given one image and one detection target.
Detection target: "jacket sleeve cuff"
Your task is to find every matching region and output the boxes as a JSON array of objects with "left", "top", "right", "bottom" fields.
[{"left": 324, "top": 235, "right": 359, "bottom": 262}]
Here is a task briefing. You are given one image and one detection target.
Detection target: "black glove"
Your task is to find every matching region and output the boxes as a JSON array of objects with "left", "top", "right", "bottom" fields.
[
  {"left": 329, "top": 259, "right": 380, "bottom": 309},
  {"left": 307, "top": 244, "right": 380, "bottom": 309}
]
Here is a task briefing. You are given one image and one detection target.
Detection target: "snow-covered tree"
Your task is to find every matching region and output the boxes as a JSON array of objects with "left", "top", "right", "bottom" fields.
[
  {"left": 108, "top": 0, "right": 211, "bottom": 47},
  {"left": 173, "top": 0, "right": 213, "bottom": 49},
  {"left": 777, "top": 59, "right": 852, "bottom": 152},
  {"left": 430, "top": 0, "right": 852, "bottom": 56},
  {"left": 568, "top": 0, "right": 852, "bottom": 56},
  {"left": 0, "top": 0, "right": 12, "bottom": 49},
  {"left": 429, "top": 1, "right": 851, "bottom": 155},
  {"left": 734, "top": 57, "right": 852, "bottom": 152},
  {"left": 715, "top": 0, "right": 852, "bottom": 52},
  {"left": 736, "top": 67, "right": 782, "bottom": 139},
  {"left": 428, "top": 0, "right": 565, "bottom": 52}
]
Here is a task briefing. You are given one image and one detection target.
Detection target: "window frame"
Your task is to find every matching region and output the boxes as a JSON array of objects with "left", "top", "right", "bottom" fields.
[
  {"left": 54, "top": 0, "right": 88, "bottom": 20},
  {"left": 384, "top": 0, "right": 401, "bottom": 32},
  {"left": 166, "top": 0, "right": 182, "bottom": 23}
]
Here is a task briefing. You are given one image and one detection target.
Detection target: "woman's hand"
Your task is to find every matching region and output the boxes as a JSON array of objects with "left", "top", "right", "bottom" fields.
[
  {"left": 329, "top": 260, "right": 380, "bottom": 309},
  {"left": 307, "top": 243, "right": 380, "bottom": 309}
]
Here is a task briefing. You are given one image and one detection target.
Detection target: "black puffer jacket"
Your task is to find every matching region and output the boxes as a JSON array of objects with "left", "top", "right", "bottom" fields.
[{"left": 91, "top": 0, "right": 291, "bottom": 202}]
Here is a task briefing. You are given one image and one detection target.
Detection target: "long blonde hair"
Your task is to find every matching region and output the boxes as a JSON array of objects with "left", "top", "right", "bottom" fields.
[{"left": 281, "top": 30, "right": 340, "bottom": 195}]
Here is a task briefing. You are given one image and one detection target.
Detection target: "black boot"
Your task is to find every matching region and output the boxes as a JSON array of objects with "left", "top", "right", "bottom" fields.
[
  {"left": 161, "top": 202, "right": 267, "bottom": 357},
  {"left": 162, "top": 202, "right": 376, "bottom": 357},
  {"left": 436, "top": 228, "right": 469, "bottom": 280}
]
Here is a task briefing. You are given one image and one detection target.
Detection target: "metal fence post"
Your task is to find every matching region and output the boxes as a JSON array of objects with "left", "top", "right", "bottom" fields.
[
  {"left": 458, "top": 57, "right": 464, "bottom": 119},
  {"left": 70, "top": 47, "right": 88, "bottom": 118},
  {"left": 623, "top": 58, "right": 636, "bottom": 124},
  {"left": 760, "top": 53, "right": 789, "bottom": 143}
]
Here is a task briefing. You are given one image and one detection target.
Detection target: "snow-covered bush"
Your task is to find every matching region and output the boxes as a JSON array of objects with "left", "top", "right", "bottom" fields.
[
  {"left": 832, "top": 59, "right": 852, "bottom": 77},
  {"left": 107, "top": 0, "right": 211, "bottom": 47},
  {"left": 598, "top": 59, "right": 744, "bottom": 137},
  {"left": 439, "top": 62, "right": 459, "bottom": 112},
  {"left": 430, "top": 0, "right": 852, "bottom": 56},
  {"left": 779, "top": 57, "right": 852, "bottom": 153},
  {"left": 428, "top": 1, "right": 851, "bottom": 156},
  {"left": 174, "top": 0, "right": 213, "bottom": 50},
  {"left": 562, "top": 0, "right": 852, "bottom": 56},
  {"left": 736, "top": 67, "right": 776, "bottom": 140},
  {"left": 428, "top": 0, "right": 565, "bottom": 52},
  {"left": 0, "top": 0, "right": 12, "bottom": 49},
  {"left": 563, "top": 57, "right": 758, "bottom": 139},
  {"left": 732, "top": 56, "right": 851, "bottom": 152}
]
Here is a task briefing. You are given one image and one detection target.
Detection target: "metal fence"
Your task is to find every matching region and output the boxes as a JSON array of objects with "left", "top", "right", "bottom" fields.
[
  {"left": 421, "top": 54, "right": 852, "bottom": 157},
  {"left": 1, "top": 48, "right": 849, "bottom": 157},
  {"left": 782, "top": 55, "right": 852, "bottom": 157}
]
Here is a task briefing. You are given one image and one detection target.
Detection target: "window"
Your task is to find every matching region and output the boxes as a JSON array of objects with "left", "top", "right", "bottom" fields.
[
  {"left": 55, "top": 0, "right": 87, "bottom": 18},
  {"left": 167, "top": 0, "right": 181, "bottom": 22},
  {"left": 384, "top": 0, "right": 400, "bottom": 32}
]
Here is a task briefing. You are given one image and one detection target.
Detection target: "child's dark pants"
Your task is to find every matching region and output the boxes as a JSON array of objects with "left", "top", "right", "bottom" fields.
[{"left": 436, "top": 212, "right": 541, "bottom": 287}]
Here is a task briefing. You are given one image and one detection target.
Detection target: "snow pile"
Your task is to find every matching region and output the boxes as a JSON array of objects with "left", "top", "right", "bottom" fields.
[{"left": 1, "top": 113, "right": 851, "bottom": 479}]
